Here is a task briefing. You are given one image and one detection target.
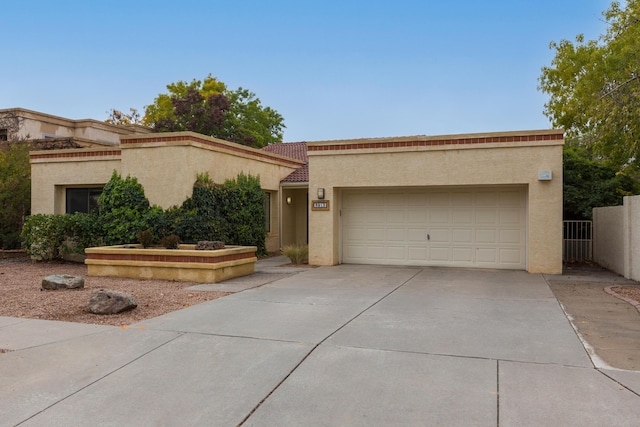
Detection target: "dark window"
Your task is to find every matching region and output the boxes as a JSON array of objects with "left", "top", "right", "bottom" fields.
[
  {"left": 264, "top": 192, "right": 271, "bottom": 232},
  {"left": 66, "top": 188, "right": 102, "bottom": 214},
  {"left": 0, "top": 129, "right": 7, "bottom": 141}
]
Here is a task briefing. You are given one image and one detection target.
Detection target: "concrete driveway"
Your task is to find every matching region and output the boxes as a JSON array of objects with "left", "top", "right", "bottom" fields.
[{"left": 2, "top": 264, "right": 640, "bottom": 426}]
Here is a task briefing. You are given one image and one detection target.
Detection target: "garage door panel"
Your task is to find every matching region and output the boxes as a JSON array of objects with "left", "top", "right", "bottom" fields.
[
  {"left": 368, "top": 193, "right": 392, "bottom": 207},
  {"left": 387, "top": 228, "right": 406, "bottom": 241},
  {"left": 452, "top": 228, "right": 473, "bottom": 243},
  {"left": 369, "top": 210, "right": 386, "bottom": 223},
  {"left": 451, "top": 192, "right": 474, "bottom": 206},
  {"left": 499, "top": 209, "right": 521, "bottom": 225},
  {"left": 452, "top": 209, "right": 473, "bottom": 224},
  {"left": 367, "top": 227, "right": 386, "bottom": 241},
  {"left": 342, "top": 188, "right": 526, "bottom": 269},
  {"left": 387, "top": 209, "right": 405, "bottom": 223},
  {"left": 430, "top": 247, "right": 450, "bottom": 261},
  {"left": 407, "top": 228, "right": 427, "bottom": 242},
  {"left": 387, "top": 246, "right": 405, "bottom": 260},
  {"left": 344, "top": 226, "right": 366, "bottom": 241},
  {"left": 430, "top": 207, "right": 450, "bottom": 223},
  {"left": 476, "top": 208, "right": 497, "bottom": 224},
  {"left": 476, "top": 248, "right": 497, "bottom": 263},
  {"left": 408, "top": 246, "right": 427, "bottom": 260},
  {"left": 366, "top": 246, "right": 386, "bottom": 260},
  {"left": 476, "top": 229, "right": 497, "bottom": 244},
  {"left": 429, "top": 193, "right": 450, "bottom": 206},
  {"left": 429, "top": 228, "right": 450, "bottom": 243},
  {"left": 407, "top": 209, "right": 427, "bottom": 224},
  {"left": 499, "top": 191, "right": 522, "bottom": 206},
  {"left": 452, "top": 247, "right": 473, "bottom": 262},
  {"left": 499, "top": 249, "right": 523, "bottom": 264},
  {"left": 500, "top": 229, "right": 522, "bottom": 244},
  {"left": 344, "top": 244, "right": 366, "bottom": 260},
  {"left": 476, "top": 192, "right": 498, "bottom": 205},
  {"left": 407, "top": 193, "right": 428, "bottom": 206}
]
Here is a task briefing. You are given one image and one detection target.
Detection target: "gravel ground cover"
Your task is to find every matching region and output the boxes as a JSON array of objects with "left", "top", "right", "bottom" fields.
[{"left": 0, "top": 257, "right": 228, "bottom": 326}]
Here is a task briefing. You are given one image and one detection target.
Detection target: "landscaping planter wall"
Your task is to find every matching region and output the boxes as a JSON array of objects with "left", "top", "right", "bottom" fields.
[{"left": 85, "top": 244, "right": 257, "bottom": 283}]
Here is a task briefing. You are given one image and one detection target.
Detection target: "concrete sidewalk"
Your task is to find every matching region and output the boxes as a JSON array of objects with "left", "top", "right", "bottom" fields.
[{"left": 2, "top": 264, "right": 640, "bottom": 426}]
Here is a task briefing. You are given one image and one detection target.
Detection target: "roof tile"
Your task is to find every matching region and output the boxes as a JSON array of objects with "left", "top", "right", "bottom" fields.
[{"left": 262, "top": 142, "right": 308, "bottom": 182}]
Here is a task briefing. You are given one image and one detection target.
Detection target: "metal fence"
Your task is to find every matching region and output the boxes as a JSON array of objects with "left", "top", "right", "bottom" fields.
[{"left": 563, "top": 220, "right": 593, "bottom": 262}]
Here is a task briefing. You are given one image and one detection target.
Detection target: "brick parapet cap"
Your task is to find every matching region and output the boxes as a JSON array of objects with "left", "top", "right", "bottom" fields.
[
  {"left": 30, "top": 148, "right": 121, "bottom": 162},
  {"left": 306, "top": 129, "right": 564, "bottom": 154},
  {"left": 121, "top": 131, "right": 305, "bottom": 168}
]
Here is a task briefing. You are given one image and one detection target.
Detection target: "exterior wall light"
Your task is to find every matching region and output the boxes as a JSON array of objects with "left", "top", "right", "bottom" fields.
[
  {"left": 317, "top": 188, "right": 325, "bottom": 199},
  {"left": 286, "top": 196, "right": 293, "bottom": 205}
]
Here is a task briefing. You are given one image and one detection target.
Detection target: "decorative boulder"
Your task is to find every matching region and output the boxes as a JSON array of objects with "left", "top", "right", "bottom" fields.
[
  {"left": 195, "top": 240, "right": 225, "bottom": 250},
  {"left": 87, "top": 289, "right": 137, "bottom": 315},
  {"left": 42, "top": 274, "right": 84, "bottom": 290}
]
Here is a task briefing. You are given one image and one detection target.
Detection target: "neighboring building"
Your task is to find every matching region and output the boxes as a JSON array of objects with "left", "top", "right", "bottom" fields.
[
  {"left": 27, "top": 108, "right": 563, "bottom": 274},
  {"left": 0, "top": 108, "right": 151, "bottom": 148}
]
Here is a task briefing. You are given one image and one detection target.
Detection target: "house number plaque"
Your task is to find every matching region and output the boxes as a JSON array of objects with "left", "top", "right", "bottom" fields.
[{"left": 311, "top": 200, "right": 330, "bottom": 211}]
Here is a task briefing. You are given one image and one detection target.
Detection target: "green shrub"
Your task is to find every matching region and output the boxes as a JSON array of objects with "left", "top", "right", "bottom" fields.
[
  {"left": 22, "top": 213, "right": 104, "bottom": 260},
  {"left": 173, "top": 173, "right": 266, "bottom": 254},
  {"left": 21, "top": 214, "right": 66, "bottom": 260},
  {"left": 222, "top": 173, "right": 267, "bottom": 254},
  {"left": 282, "top": 244, "right": 308, "bottom": 265},
  {"left": 98, "top": 171, "right": 151, "bottom": 245},
  {"left": 21, "top": 171, "right": 269, "bottom": 259},
  {"left": 61, "top": 213, "right": 104, "bottom": 253}
]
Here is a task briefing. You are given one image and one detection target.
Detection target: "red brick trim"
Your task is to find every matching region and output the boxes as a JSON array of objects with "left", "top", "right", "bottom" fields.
[
  {"left": 86, "top": 251, "right": 253, "bottom": 264},
  {"left": 30, "top": 150, "right": 121, "bottom": 160},
  {"left": 307, "top": 133, "right": 564, "bottom": 152},
  {"left": 122, "top": 135, "right": 303, "bottom": 167}
]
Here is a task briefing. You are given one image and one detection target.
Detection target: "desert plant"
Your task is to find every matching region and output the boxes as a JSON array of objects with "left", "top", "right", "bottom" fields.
[
  {"left": 136, "top": 229, "right": 154, "bottom": 248},
  {"left": 160, "top": 234, "right": 181, "bottom": 249},
  {"left": 282, "top": 244, "right": 308, "bottom": 265}
]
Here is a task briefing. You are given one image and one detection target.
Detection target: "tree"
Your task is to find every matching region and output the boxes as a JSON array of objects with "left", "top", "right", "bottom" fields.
[
  {"left": 143, "top": 75, "right": 285, "bottom": 148},
  {"left": 563, "top": 142, "right": 640, "bottom": 220},
  {"left": 0, "top": 141, "right": 31, "bottom": 249},
  {"left": 539, "top": 0, "right": 640, "bottom": 170},
  {"left": 106, "top": 108, "right": 144, "bottom": 126}
]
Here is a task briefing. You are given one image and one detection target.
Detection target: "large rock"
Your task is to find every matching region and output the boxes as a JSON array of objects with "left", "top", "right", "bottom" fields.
[
  {"left": 42, "top": 274, "right": 84, "bottom": 290},
  {"left": 195, "top": 240, "right": 225, "bottom": 250},
  {"left": 87, "top": 289, "right": 137, "bottom": 314}
]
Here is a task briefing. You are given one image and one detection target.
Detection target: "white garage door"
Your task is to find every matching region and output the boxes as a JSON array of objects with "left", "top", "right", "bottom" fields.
[{"left": 342, "top": 187, "right": 526, "bottom": 269}]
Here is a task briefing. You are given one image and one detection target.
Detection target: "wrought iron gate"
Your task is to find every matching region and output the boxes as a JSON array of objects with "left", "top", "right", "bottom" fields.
[{"left": 563, "top": 220, "right": 593, "bottom": 262}]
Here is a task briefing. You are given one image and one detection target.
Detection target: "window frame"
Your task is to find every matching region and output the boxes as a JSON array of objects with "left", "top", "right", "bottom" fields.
[{"left": 65, "top": 187, "right": 103, "bottom": 214}]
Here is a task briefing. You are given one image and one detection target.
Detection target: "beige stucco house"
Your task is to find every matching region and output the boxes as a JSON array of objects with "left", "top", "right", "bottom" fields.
[{"left": 27, "top": 110, "right": 563, "bottom": 274}]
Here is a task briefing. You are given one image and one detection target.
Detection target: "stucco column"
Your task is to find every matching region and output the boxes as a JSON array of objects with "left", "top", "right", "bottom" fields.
[
  {"left": 308, "top": 186, "right": 339, "bottom": 266},
  {"left": 527, "top": 179, "right": 563, "bottom": 274}
]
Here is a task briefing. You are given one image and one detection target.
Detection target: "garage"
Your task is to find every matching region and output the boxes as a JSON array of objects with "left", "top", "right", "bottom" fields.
[{"left": 341, "top": 187, "right": 527, "bottom": 269}]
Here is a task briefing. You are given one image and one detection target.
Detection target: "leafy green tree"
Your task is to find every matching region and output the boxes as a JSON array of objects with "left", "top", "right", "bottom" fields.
[
  {"left": 539, "top": 0, "right": 640, "bottom": 170},
  {"left": 563, "top": 144, "right": 640, "bottom": 220},
  {"left": 143, "top": 74, "right": 285, "bottom": 148},
  {"left": 0, "top": 141, "right": 31, "bottom": 249}
]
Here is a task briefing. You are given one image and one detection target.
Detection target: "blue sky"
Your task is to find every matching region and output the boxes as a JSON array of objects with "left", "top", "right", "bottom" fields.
[{"left": 1, "top": 1, "right": 611, "bottom": 142}]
